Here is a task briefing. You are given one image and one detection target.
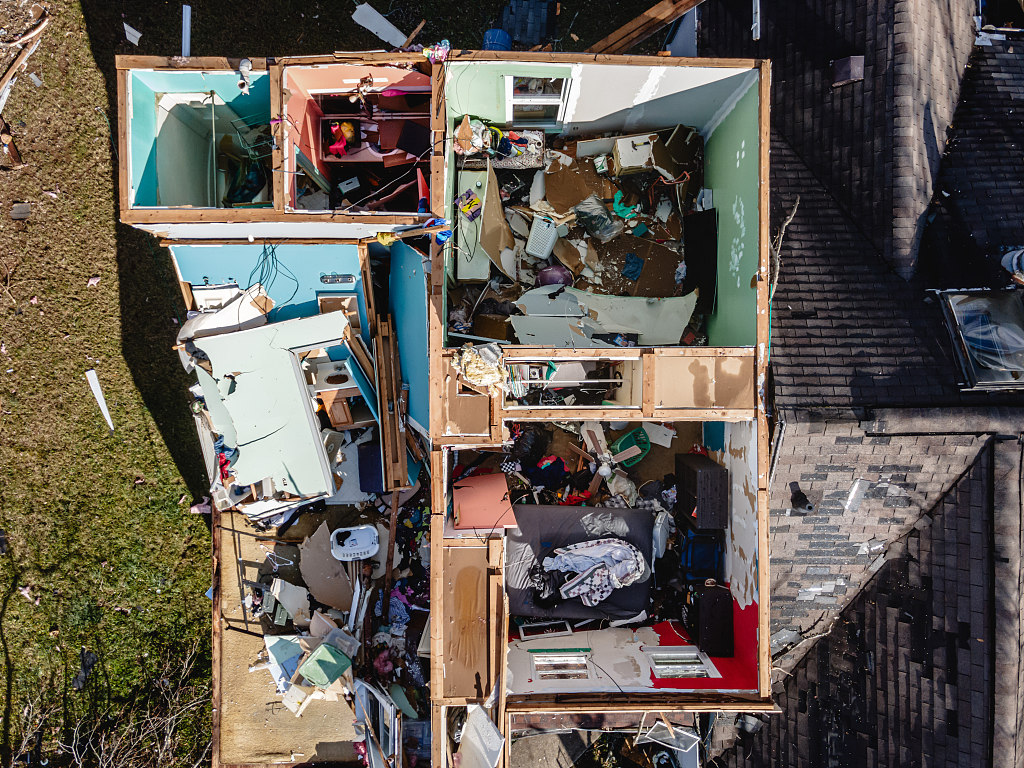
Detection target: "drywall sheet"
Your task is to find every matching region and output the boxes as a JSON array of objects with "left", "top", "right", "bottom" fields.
[
  {"left": 704, "top": 80, "right": 759, "bottom": 346},
  {"left": 193, "top": 311, "right": 351, "bottom": 495},
  {"left": 170, "top": 243, "right": 369, "bottom": 333},
  {"left": 389, "top": 241, "right": 429, "bottom": 432},
  {"left": 708, "top": 420, "right": 758, "bottom": 608},
  {"left": 442, "top": 546, "right": 490, "bottom": 698},
  {"left": 513, "top": 286, "right": 697, "bottom": 346},
  {"left": 652, "top": 354, "right": 754, "bottom": 409},
  {"left": 299, "top": 523, "right": 354, "bottom": 611}
]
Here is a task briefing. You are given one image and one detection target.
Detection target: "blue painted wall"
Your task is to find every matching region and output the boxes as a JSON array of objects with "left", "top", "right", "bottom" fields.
[
  {"left": 389, "top": 241, "right": 429, "bottom": 432},
  {"left": 170, "top": 243, "right": 369, "bottom": 340}
]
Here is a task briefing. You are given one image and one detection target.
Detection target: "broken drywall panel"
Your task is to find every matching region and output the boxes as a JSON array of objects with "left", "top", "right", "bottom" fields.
[
  {"left": 351, "top": 4, "right": 407, "bottom": 48},
  {"left": 85, "top": 369, "right": 114, "bottom": 433},
  {"left": 299, "top": 523, "right": 355, "bottom": 612},
  {"left": 271, "top": 579, "right": 312, "bottom": 627},
  {"left": 513, "top": 286, "right": 697, "bottom": 346},
  {"left": 457, "top": 705, "right": 504, "bottom": 768},
  {"left": 708, "top": 420, "right": 758, "bottom": 608}
]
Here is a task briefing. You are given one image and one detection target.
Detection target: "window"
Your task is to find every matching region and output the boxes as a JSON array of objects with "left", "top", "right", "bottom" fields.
[
  {"left": 530, "top": 649, "right": 591, "bottom": 680},
  {"left": 506, "top": 76, "right": 568, "bottom": 126},
  {"left": 643, "top": 646, "right": 721, "bottom": 679},
  {"left": 938, "top": 289, "right": 1024, "bottom": 390}
]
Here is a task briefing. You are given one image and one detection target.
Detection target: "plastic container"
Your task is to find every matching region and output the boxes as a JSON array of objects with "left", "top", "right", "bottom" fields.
[
  {"left": 609, "top": 427, "right": 651, "bottom": 467},
  {"left": 483, "top": 28, "right": 513, "bottom": 51}
]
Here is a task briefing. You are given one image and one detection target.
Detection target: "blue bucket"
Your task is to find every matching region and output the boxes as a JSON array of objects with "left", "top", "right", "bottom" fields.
[{"left": 483, "top": 28, "right": 513, "bottom": 51}]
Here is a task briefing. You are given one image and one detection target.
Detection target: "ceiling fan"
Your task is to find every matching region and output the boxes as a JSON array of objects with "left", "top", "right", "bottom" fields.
[{"left": 566, "top": 421, "right": 642, "bottom": 496}]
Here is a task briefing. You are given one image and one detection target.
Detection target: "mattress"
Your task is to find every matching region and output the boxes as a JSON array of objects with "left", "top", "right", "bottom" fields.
[{"left": 504, "top": 504, "right": 655, "bottom": 620}]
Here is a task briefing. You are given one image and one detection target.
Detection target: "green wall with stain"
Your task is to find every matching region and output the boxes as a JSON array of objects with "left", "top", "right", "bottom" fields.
[
  {"left": 445, "top": 62, "right": 573, "bottom": 125},
  {"left": 704, "top": 80, "right": 760, "bottom": 347}
]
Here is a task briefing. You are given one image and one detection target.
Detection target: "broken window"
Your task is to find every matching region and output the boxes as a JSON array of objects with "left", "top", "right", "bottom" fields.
[
  {"left": 530, "top": 650, "right": 591, "bottom": 680},
  {"left": 939, "top": 289, "right": 1024, "bottom": 389},
  {"left": 644, "top": 646, "right": 720, "bottom": 679},
  {"left": 506, "top": 76, "right": 568, "bottom": 125}
]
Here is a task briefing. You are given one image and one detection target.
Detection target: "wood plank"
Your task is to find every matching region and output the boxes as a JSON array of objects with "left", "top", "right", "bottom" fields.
[
  {"left": 115, "top": 55, "right": 268, "bottom": 70},
  {"left": 757, "top": 489, "right": 771, "bottom": 697},
  {"left": 429, "top": 451, "right": 447, "bottom": 694},
  {"left": 588, "top": 0, "right": 703, "bottom": 54},
  {"left": 211, "top": 504, "right": 223, "bottom": 768},
  {"left": 120, "top": 207, "right": 427, "bottom": 225},
  {"left": 116, "top": 69, "right": 130, "bottom": 214},
  {"left": 269, "top": 62, "right": 285, "bottom": 212},
  {"left": 443, "top": 51, "right": 758, "bottom": 69}
]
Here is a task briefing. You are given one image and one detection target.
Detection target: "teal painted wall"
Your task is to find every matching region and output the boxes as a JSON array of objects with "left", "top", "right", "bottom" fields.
[
  {"left": 129, "top": 70, "right": 269, "bottom": 206},
  {"left": 704, "top": 81, "right": 760, "bottom": 347},
  {"left": 445, "top": 62, "right": 573, "bottom": 124},
  {"left": 389, "top": 242, "right": 429, "bottom": 431}
]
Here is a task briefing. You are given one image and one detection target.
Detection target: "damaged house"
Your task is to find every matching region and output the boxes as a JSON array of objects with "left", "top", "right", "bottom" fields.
[{"left": 117, "top": 41, "right": 773, "bottom": 768}]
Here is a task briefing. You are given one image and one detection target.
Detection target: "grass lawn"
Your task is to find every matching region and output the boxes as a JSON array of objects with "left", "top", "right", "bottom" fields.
[{"left": 0, "top": 0, "right": 657, "bottom": 762}]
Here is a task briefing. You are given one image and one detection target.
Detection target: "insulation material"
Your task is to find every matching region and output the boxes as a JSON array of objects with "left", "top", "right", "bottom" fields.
[
  {"left": 457, "top": 705, "right": 504, "bottom": 768},
  {"left": 299, "top": 523, "right": 355, "bottom": 612},
  {"left": 512, "top": 286, "right": 697, "bottom": 347},
  {"left": 452, "top": 343, "right": 506, "bottom": 394}
]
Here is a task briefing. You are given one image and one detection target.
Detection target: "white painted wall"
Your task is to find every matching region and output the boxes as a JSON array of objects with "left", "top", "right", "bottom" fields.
[
  {"left": 133, "top": 220, "right": 410, "bottom": 240},
  {"left": 709, "top": 421, "right": 759, "bottom": 608},
  {"left": 561, "top": 65, "right": 753, "bottom": 137}
]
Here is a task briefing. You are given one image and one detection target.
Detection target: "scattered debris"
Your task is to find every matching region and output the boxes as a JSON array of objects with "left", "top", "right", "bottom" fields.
[
  {"left": 123, "top": 22, "right": 142, "bottom": 46},
  {"left": 351, "top": 4, "right": 407, "bottom": 48},
  {"left": 85, "top": 368, "right": 114, "bottom": 433},
  {"left": 72, "top": 648, "right": 99, "bottom": 690},
  {"left": 86, "top": 276, "right": 100, "bottom": 287},
  {"left": 10, "top": 202, "right": 30, "bottom": 220}
]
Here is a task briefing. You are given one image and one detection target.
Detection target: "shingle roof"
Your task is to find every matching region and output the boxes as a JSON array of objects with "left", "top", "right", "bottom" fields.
[
  {"left": 927, "top": 38, "right": 1024, "bottom": 268},
  {"left": 768, "top": 134, "right": 968, "bottom": 412},
  {"left": 716, "top": 442, "right": 995, "bottom": 768},
  {"left": 767, "top": 420, "right": 986, "bottom": 647}
]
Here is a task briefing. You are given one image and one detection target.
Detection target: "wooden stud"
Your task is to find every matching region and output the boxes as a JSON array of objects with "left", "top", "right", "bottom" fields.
[
  {"left": 115, "top": 55, "right": 269, "bottom": 71},
  {"left": 269, "top": 62, "right": 285, "bottom": 212},
  {"left": 381, "top": 489, "right": 401, "bottom": 622},
  {"left": 402, "top": 19, "right": 427, "bottom": 48},
  {"left": 116, "top": 69, "right": 131, "bottom": 216}
]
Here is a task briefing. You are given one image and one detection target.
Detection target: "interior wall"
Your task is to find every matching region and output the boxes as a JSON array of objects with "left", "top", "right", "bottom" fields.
[
  {"left": 169, "top": 243, "right": 368, "bottom": 332},
  {"left": 705, "top": 420, "right": 758, "bottom": 608},
  {"left": 282, "top": 72, "right": 326, "bottom": 194},
  {"left": 154, "top": 104, "right": 212, "bottom": 207},
  {"left": 444, "top": 61, "right": 574, "bottom": 124},
  {"left": 704, "top": 79, "right": 759, "bottom": 346},
  {"left": 561, "top": 65, "right": 753, "bottom": 136},
  {"left": 389, "top": 241, "right": 429, "bottom": 433},
  {"left": 130, "top": 70, "right": 270, "bottom": 207}
]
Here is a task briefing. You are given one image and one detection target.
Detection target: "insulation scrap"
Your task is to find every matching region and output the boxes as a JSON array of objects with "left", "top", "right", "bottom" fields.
[{"left": 452, "top": 343, "right": 506, "bottom": 395}]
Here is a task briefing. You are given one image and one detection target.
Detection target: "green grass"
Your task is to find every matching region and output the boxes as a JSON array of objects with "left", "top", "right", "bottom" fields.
[{"left": 0, "top": 0, "right": 665, "bottom": 761}]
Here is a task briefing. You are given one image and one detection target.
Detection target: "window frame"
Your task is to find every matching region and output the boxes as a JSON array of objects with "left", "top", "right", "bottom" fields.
[
  {"left": 504, "top": 75, "right": 571, "bottom": 127},
  {"left": 642, "top": 645, "right": 722, "bottom": 679}
]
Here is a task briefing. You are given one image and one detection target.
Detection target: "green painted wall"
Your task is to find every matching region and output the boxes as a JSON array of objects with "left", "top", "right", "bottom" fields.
[
  {"left": 704, "top": 80, "right": 760, "bottom": 347},
  {"left": 445, "top": 62, "right": 573, "bottom": 124}
]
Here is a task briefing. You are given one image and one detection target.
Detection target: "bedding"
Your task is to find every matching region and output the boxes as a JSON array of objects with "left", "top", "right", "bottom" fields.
[{"left": 504, "top": 504, "right": 655, "bottom": 620}]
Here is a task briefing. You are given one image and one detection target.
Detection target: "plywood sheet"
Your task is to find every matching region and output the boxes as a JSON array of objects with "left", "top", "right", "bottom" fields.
[
  {"left": 442, "top": 546, "right": 490, "bottom": 698},
  {"left": 653, "top": 353, "right": 754, "bottom": 409}
]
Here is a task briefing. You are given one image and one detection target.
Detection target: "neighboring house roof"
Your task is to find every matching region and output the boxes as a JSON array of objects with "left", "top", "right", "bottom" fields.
[
  {"left": 714, "top": 443, "right": 996, "bottom": 768},
  {"left": 925, "top": 36, "right": 1024, "bottom": 278}
]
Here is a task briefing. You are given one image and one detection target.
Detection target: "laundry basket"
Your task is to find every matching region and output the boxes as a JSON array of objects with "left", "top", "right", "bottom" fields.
[{"left": 609, "top": 427, "right": 651, "bottom": 467}]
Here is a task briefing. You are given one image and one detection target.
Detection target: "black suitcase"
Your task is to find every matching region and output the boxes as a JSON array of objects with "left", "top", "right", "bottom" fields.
[
  {"left": 674, "top": 453, "right": 729, "bottom": 530},
  {"left": 682, "top": 579, "right": 734, "bottom": 657}
]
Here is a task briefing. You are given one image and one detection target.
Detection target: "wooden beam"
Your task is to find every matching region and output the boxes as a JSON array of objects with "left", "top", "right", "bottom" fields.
[
  {"left": 0, "top": 116, "right": 22, "bottom": 166},
  {"left": 588, "top": 0, "right": 704, "bottom": 54},
  {"left": 115, "top": 55, "right": 268, "bottom": 71},
  {"left": 381, "top": 489, "right": 400, "bottom": 622}
]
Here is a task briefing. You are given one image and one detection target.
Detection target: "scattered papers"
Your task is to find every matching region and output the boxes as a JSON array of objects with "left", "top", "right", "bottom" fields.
[{"left": 642, "top": 422, "right": 676, "bottom": 448}]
